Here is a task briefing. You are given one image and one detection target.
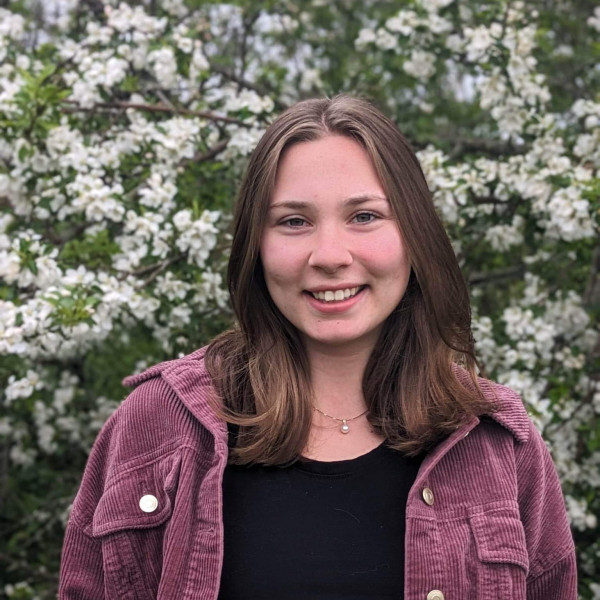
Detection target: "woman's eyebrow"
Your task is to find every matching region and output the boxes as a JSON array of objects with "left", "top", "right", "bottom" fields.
[
  {"left": 269, "top": 200, "right": 311, "bottom": 211},
  {"left": 343, "top": 194, "right": 388, "bottom": 206},
  {"left": 269, "top": 194, "right": 387, "bottom": 211}
]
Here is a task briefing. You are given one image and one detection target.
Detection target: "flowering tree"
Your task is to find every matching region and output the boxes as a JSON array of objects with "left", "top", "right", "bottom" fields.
[{"left": 0, "top": 0, "right": 598, "bottom": 597}]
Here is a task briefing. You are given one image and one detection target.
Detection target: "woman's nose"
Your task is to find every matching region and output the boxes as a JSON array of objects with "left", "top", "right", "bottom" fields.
[{"left": 307, "top": 229, "right": 353, "bottom": 273}]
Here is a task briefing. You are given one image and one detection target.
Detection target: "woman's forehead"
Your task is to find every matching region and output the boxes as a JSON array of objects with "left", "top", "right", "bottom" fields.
[{"left": 270, "top": 136, "right": 385, "bottom": 203}]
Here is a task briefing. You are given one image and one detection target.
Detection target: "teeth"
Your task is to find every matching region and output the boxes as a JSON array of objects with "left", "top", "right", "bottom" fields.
[{"left": 311, "top": 287, "right": 361, "bottom": 302}]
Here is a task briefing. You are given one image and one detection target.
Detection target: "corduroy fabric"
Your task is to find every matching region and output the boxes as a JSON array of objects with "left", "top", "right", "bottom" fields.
[{"left": 59, "top": 347, "right": 577, "bottom": 599}]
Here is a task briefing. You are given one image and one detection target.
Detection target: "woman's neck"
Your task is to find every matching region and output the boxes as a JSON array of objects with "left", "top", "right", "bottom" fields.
[
  {"left": 303, "top": 342, "right": 384, "bottom": 462},
  {"left": 306, "top": 343, "right": 372, "bottom": 415}
]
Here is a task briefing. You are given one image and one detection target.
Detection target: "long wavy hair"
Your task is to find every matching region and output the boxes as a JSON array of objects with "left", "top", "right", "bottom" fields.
[{"left": 205, "top": 94, "right": 493, "bottom": 465}]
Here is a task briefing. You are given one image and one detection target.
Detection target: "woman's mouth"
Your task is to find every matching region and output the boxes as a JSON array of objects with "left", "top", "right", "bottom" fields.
[{"left": 308, "top": 285, "right": 366, "bottom": 303}]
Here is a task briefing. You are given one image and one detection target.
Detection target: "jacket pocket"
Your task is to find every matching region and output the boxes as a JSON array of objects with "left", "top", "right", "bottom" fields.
[
  {"left": 469, "top": 507, "right": 529, "bottom": 598},
  {"left": 90, "top": 453, "right": 181, "bottom": 599}
]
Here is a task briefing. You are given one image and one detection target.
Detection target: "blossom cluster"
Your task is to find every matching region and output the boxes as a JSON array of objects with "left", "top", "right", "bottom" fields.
[{"left": 1, "top": 0, "right": 274, "bottom": 486}]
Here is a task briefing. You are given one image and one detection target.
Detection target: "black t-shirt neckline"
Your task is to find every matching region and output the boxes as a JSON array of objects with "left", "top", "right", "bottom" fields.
[{"left": 295, "top": 442, "right": 387, "bottom": 476}]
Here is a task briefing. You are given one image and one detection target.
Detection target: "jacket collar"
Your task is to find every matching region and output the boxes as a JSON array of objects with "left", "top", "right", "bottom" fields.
[
  {"left": 123, "top": 347, "right": 228, "bottom": 442},
  {"left": 481, "top": 380, "right": 531, "bottom": 444},
  {"left": 452, "top": 364, "right": 531, "bottom": 443}
]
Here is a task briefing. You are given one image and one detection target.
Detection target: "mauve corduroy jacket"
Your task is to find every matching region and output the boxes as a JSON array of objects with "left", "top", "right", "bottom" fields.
[{"left": 59, "top": 347, "right": 577, "bottom": 599}]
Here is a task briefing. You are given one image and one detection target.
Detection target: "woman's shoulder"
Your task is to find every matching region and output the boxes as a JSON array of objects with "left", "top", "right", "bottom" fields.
[
  {"left": 453, "top": 364, "right": 531, "bottom": 444},
  {"left": 476, "top": 376, "right": 532, "bottom": 444},
  {"left": 122, "top": 345, "right": 210, "bottom": 389},
  {"left": 97, "top": 346, "right": 224, "bottom": 463},
  {"left": 466, "top": 375, "right": 560, "bottom": 489},
  {"left": 116, "top": 346, "right": 210, "bottom": 417}
]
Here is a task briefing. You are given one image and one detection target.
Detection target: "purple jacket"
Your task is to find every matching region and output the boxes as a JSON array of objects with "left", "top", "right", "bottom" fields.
[{"left": 59, "top": 347, "right": 577, "bottom": 599}]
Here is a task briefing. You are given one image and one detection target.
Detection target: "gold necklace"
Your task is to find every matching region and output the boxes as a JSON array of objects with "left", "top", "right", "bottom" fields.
[{"left": 312, "top": 406, "right": 369, "bottom": 434}]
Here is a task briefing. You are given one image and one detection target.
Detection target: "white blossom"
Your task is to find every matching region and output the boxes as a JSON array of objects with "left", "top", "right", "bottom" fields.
[
  {"left": 484, "top": 215, "right": 524, "bottom": 251},
  {"left": 0, "top": 9, "right": 25, "bottom": 40},
  {"left": 155, "top": 272, "right": 191, "bottom": 301},
  {"left": 189, "top": 44, "right": 210, "bottom": 80},
  {"left": 222, "top": 127, "right": 265, "bottom": 158},
  {"left": 148, "top": 47, "right": 178, "bottom": 88},
  {"left": 138, "top": 173, "right": 178, "bottom": 212},
  {"left": 355, "top": 28, "right": 377, "bottom": 49},
  {"left": 4, "top": 371, "right": 44, "bottom": 403},
  {"left": 106, "top": 4, "right": 167, "bottom": 38},
  {"left": 445, "top": 34, "right": 465, "bottom": 53},
  {"left": 169, "top": 305, "right": 193, "bottom": 328},
  {"left": 420, "top": 0, "right": 455, "bottom": 13},
  {"left": 403, "top": 50, "right": 436, "bottom": 81},
  {"left": 566, "top": 495, "right": 598, "bottom": 530},
  {"left": 573, "top": 133, "right": 599, "bottom": 159},
  {"left": 299, "top": 68, "right": 323, "bottom": 92},
  {"left": 174, "top": 210, "right": 220, "bottom": 268},
  {"left": 173, "top": 209, "right": 193, "bottom": 231},
  {"left": 224, "top": 89, "right": 274, "bottom": 115},
  {"left": 385, "top": 11, "right": 419, "bottom": 36},
  {"left": 10, "top": 444, "right": 36, "bottom": 467},
  {"left": 255, "top": 12, "right": 298, "bottom": 35},
  {"left": 463, "top": 26, "right": 495, "bottom": 62},
  {"left": 173, "top": 24, "right": 193, "bottom": 53},
  {"left": 374, "top": 28, "right": 398, "bottom": 51},
  {"left": 0, "top": 250, "right": 21, "bottom": 283},
  {"left": 541, "top": 187, "right": 596, "bottom": 242},
  {"left": 427, "top": 14, "right": 453, "bottom": 35},
  {"left": 587, "top": 7, "right": 600, "bottom": 32},
  {"left": 84, "top": 22, "right": 113, "bottom": 45},
  {"left": 160, "top": 0, "right": 188, "bottom": 17}
]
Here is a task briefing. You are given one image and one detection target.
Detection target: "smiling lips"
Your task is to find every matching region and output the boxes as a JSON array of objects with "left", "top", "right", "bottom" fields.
[{"left": 308, "top": 285, "right": 365, "bottom": 303}]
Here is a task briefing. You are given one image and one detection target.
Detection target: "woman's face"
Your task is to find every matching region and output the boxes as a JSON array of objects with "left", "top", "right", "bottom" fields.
[{"left": 260, "top": 135, "right": 411, "bottom": 355}]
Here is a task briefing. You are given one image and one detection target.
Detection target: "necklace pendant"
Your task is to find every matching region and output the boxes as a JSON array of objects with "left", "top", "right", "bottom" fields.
[{"left": 340, "top": 420, "right": 350, "bottom": 434}]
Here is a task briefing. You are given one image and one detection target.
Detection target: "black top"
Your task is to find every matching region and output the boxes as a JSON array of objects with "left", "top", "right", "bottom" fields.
[{"left": 218, "top": 443, "right": 422, "bottom": 600}]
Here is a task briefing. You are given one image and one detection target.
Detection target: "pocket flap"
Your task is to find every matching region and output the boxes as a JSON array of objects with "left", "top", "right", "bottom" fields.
[
  {"left": 470, "top": 508, "right": 529, "bottom": 572},
  {"left": 92, "top": 453, "right": 181, "bottom": 537}
]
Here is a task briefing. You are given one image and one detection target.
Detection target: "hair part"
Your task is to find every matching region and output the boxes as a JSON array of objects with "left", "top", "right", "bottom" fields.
[{"left": 205, "top": 94, "right": 493, "bottom": 465}]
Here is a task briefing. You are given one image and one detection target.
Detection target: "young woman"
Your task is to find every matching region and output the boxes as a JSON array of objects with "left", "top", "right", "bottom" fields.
[{"left": 59, "top": 96, "right": 576, "bottom": 599}]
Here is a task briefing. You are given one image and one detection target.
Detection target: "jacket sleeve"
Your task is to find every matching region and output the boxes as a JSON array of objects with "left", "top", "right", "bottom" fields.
[
  {"left": 516, "top": 421, "right": 577, "bottom": 599},
  {"left": 59, "top": 522, "right": 105, "bottom": 599},
  {"left": 58, "top": 409, "right": 116, "bottom": 599},
  {"left": 526, "top": 553, "right": 578, "bottom": 600}
]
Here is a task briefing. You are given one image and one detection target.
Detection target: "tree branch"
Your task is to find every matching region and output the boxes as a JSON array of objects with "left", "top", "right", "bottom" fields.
[
  {"left": 448, "top": 136, "right": 526, "bottom": 159},
  {"left": 120, "top": 252, "right": 187, "bottom": 286},
  {"left": 192, "top": 139, "right": 229, "bottom": 163},
  {"left": 60, "top": 99, "right": 251, "bottom": 127},
  {"left": 583, "top": 244, "right": 600, "bottom": 307},
  {"left": 43, "top": 222, "right": 89, "bottom": 247},
  {"left": 139, "top": 253, "right": 188, "bottom": 287},
  {"left": 209, "top": 63, "right": 277, "bottom": 103},
  {"left": 471, "top": 194, "right": 512, "bottom": 205},
  {"left": 469, "top": 265, "right": 525, "bottom": 285}
]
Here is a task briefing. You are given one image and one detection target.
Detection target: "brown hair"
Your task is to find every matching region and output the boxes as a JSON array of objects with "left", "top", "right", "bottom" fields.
[{"left": 205, "top": 94, "right": 493, "bottom": 465}]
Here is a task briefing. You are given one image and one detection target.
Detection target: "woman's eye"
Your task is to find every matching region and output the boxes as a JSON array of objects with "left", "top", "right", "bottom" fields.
[
  {"left": 283, "top": 217, "right": 307, "bottom": 228},
  {"left": 353, "top": 212, "right": 377, "bottom": 224}
]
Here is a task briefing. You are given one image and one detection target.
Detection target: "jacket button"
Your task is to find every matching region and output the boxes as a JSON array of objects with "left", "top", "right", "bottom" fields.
[
  {"left": 422, "top": 487, "right": 434, "bottom": 506},
  {"left": 426, "top": 591, "right": 445, "bottom": 600},
  {"left": 139, "top": 494, "right": 158, "bottom": 513}
]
